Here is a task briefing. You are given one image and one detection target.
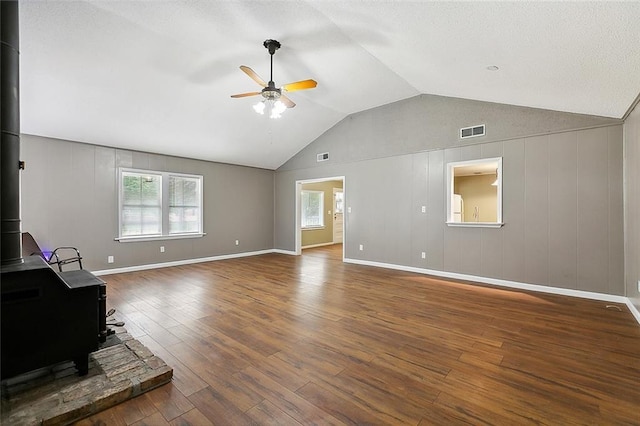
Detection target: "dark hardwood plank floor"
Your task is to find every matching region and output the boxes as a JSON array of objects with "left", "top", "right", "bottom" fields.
[{"left": 76, "top": 245, "right": 640, "bottom": 425}]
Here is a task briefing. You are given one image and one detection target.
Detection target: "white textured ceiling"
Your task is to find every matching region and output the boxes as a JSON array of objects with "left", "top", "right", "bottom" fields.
[{"left": 19, "top": 1, "right": 640, "bottom": 170}]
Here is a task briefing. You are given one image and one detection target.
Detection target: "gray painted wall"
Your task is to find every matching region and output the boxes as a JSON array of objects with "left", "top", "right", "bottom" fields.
[
  {"left": 276, "top": 95, "right": 625, "bottom": 296},
  {"left": 20, "top": 135, "right": 274, "bottom": 271},
  {"left": 625, "top": 101, "right": 640, "bottom": 310},
  {"left": 279, "top": 94, "right": 621, "bottom": 173}
]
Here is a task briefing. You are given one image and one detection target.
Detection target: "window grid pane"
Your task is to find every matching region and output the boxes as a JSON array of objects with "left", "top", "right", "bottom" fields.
[
  {"left": 121, "top": 173, "right": 162, "bottom": 237},
  {"left": 169, "top": 176, "right": 201, "bottom": 234},
  {"left": 301, "top": 191, "right": 324, "bottom": 228}
]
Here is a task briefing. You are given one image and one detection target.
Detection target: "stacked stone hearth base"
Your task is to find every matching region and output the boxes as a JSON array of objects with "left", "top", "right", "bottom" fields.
[{"left": 1, "top": 329, "right": 173, "bottom": 425}]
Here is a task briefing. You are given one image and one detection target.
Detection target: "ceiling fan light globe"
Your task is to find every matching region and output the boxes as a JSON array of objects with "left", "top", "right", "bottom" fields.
[
  {"left": 273, "top": 100, "right": 286, "bottom": 115},
  {"left": 253, "top": 101, "right": 265, "bottom": 115},
  {"left": 269, "top": 101, "right": 283, "bottom": 119}
]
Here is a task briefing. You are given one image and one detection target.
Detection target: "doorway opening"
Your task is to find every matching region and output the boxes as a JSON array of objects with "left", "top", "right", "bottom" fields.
[{"left": 295, "top": 176, "right": 345, "bottom": 260}]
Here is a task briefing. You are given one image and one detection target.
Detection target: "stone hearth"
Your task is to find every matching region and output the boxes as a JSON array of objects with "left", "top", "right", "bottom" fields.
[{"left": 1, "top": 330, "right": 173, "bottom": 425}]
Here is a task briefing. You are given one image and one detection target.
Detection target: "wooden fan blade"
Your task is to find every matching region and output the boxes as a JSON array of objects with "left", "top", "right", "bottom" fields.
[
  {"left": 230, "top": 92, "right": 261, "bottom": 98},
  {"left": 240, "top": 65, "right": 266, "bottom": 87},
  {"left": 282, "top": 79, "right": 317, "bottom": 92},
  {"left": 280, "top": 94, "right": 296, "bottom": 108}
]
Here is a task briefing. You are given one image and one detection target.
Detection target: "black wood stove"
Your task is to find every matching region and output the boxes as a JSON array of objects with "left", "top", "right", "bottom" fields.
[{"left": 1, "top": 257, "right": 108, "bottom": 380}]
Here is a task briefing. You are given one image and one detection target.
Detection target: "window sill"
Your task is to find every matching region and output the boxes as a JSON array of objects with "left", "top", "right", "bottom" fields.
[
  {"left": 115, "top": 233, "right": 206, "bottom": 243},
  {"left": 302, "top": 226, "right": 325, "bottom": 231},
  {"left": 446, "top": 222, "right": 504, "bottom": 229}
]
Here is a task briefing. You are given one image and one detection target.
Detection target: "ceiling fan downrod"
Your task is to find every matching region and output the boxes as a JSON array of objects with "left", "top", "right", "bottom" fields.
[{"left": 263, "top": 39, "right": 280, "bottom": 84}]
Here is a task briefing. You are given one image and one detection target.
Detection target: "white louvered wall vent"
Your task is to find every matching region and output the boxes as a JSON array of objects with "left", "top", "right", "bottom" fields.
[
  {"left": 459, "top": 124, "right": 486, "bottom": 139},
  {"left": 316, "top": 152, "right": 329, "bottom": 162}
]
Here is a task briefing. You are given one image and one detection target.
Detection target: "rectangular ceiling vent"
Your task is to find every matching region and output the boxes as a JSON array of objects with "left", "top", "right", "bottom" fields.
[
  {"left": 460, "top": 124, "right": 486, "bottom": 139},
  {"left": 316, "top": 152, "right": 329, "bottom": 162}
]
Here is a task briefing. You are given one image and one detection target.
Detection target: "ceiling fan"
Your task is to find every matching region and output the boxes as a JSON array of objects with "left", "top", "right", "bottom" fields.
[{"left": 231, "top": 39, "right": 317, "bottom": 118}]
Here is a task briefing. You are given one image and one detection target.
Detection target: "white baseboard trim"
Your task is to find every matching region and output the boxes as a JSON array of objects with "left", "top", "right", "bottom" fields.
[
  {"left": 627, "top": 299, "right": 640, "bottom": 325},
  {"left": 271, "top": 249, "right": 297, "bottom": 256},
  {"left": 302, "top": 242, "right": 335, "bottom": 249},
  {"left": 93, "top": 249, "right": 274, "bottom": 276},
  {"left": 343, "top": 258, "right": 638, "bottom": 318}
]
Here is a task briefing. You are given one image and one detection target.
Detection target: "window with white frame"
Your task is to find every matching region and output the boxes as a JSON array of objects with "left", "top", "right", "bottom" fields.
[
  {"left": 301, "top": 190, "right": 324, "bottom": 228},
  {"left": 445, "top": 157, "right": 503, "bottom": 228},
  {"left": 169, "top": 175, "right": 201, "bottom": 234},
  {"left": 118, "top": 168, "right": 203, "bottom": 240},
  {"left": 120, "top": 171, "right": 162, "bottom": 237}
]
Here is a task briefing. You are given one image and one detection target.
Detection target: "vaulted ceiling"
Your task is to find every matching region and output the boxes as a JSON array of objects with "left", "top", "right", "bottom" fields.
[{"left": 19, "top": 1, "right": 640, "bottom": 170}]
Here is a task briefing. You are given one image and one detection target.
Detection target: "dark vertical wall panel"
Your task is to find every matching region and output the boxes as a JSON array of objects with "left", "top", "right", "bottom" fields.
[
  {"left": 457, "top": 145, "right": 483, "bottom": 275},
  {"left": 607, "top": 125, "right": 624, "bottom": 295},
  {"left": 459, "top": 228, "right": 482, "bottom": 275},
  {"left": 20, "top": 138, "right": 47, "bottom": 242},
  {"left": 426, "top": 150, "right": 444, "bottom": 271},
  {"left": 524, "top": 136, "right": 550, "bottom": 286},
  {"left": 501, "top": 139, "right": 526, "bottom": 282},
  {"left": 93, "top": 146, "right": 117, "bottom": 267},
  {"left": 442, "top": 148, "right": 461, "bottom": 272},
  {"left": 548, "top": 132, "right": 578, "bottom": 289},
  {"left": 70, "top": 143, "right": 95, "bottom": 253},
  {"left": 410, "top": 152, "right": 428, "bottom": 267},
  {"left": 44, "top": 139, "right": 74, "bottom": 249},
  {"left": 480, "top": 142, "right": 504, "bottom": 279},
  {"left": 577, "top": 128, "right": 610, "bottom": 293}
]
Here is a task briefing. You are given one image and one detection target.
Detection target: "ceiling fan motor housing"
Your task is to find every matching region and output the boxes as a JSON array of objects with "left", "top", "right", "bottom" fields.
[{"left": 261, "top": 85, "right": 281, "bottom": 100}]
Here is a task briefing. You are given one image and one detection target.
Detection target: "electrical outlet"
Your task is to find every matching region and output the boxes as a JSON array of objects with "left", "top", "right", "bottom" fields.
[
  {"left": 348, "top": 207, "right": 352, "bottom": 213},
  {"left": 421, "top": 252, "right": 426, "bottom": 259},
  {"left": 160, "top": 246, "right": 165, "bottom": 253},
  {"left": 235, "top": 240, "right": 239, "bottom": 246},
  {"left": 637, "top": 280, "right": 640, "bottom": 292},
  {"left": 107, "top": 256, "right": 114, "bottom": 264},
  {"left": 421, "top": 206, "right": 426, "bottom": 213},
  {"left": 359, "top": 244, "right": 363, "bottom": 251}
]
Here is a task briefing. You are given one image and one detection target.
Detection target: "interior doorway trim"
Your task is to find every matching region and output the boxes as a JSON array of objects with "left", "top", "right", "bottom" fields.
[{"left": 295, "top": 176, "right": 346, "bottom": 259}]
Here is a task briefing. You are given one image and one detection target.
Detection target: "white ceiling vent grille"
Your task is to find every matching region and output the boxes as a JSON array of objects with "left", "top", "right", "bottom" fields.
[
  {"left": 316, "top": 152, "right": 329, "bottom": 162},
  {"left": 460, "top": 124, "right": 486, "bottom": 139}
]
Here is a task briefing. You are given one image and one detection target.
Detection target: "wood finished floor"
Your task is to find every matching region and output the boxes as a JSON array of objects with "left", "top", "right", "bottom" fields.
[{"left": 76, "top": 245, "right": 640, "bottom": 425}]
